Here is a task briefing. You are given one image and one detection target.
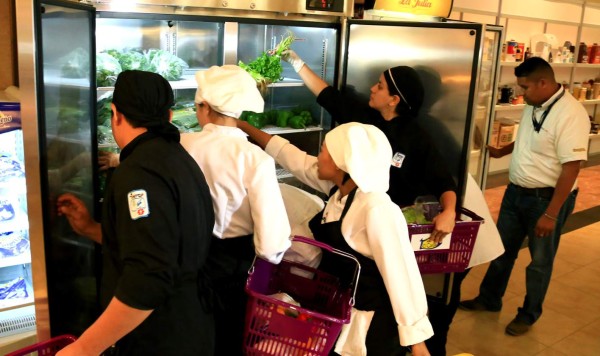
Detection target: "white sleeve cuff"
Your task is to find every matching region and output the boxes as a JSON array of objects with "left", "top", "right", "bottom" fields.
[{"left": 398, "top": 315, "right": 434, "bottom": 346}]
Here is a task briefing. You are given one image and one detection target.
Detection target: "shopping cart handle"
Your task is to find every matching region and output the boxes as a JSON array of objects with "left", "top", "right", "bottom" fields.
[{"left": 292, "top": 235, "right": 336, "bottom": 252}]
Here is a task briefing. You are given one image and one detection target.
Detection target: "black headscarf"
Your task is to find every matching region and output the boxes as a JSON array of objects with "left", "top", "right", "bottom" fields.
[
  {"left": 112, "top": 70, "right": 179, "bottom": 141},
  {"left": 383, "top": 66, "right": 424, "bottom": 118}
]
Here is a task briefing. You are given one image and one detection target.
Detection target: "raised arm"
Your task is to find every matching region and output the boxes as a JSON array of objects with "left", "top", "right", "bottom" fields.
[{"left": 282, "top": 50, "right": 328, "bottom": 97}]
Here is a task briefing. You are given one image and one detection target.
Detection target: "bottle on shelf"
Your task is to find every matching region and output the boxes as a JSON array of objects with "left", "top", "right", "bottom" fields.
[
  {"left": 589, "top": 43, "right": 600, "bottom": 64},
  {"left": 577, "top": 42, "right": 588, "bottom": 63},
  {"left": 572, "top": 82, "right": 582, "bottom": 99}
]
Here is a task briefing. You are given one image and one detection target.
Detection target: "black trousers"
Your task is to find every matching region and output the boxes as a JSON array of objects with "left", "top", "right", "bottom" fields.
[{"left": 424, "top": 269, "right": 471, "bottom": 356}]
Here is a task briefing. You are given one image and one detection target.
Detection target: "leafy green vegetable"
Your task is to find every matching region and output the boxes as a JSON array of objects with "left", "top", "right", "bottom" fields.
[
  {"left": 145, "top": 49, "right": 189, "bottom": 81},
  {"left": 97, "top": 125, "right": 115, "bottom": 144},
  {"left": 171, "top": 108, "right": 198, "bottom": 130},
  {"left": 118, "top": 50, "right": 150, "bottom": 71},
  {"left": 238, "top": 31, "right": 296, "bottom": 85},
  {"left": 96, "top": 52, "right": 122, "bottom": 87},
  {"left": 401, "top": 206, "right": 431, "bottom": 224},
  {"left": 97, "top": 92, "right": 113, "bottom": 127}
]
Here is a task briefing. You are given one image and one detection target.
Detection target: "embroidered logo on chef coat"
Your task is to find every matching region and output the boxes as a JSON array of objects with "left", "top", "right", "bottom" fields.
[
  {"left": 391, "top": 152, "right": 406, "bottom": 168},
  {"left": 128, "top": 189, "right": 150, "bottom": 220}
]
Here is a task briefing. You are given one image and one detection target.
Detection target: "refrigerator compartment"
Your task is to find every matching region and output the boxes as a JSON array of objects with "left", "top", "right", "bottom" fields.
[
  {"left": 0, "top": 156, "right": 25, "bottom": 185},
  {"left": 0, "top": 231, "right": 29, "bottom": 261},
  {"left": 0, "top": 209, "right": 29, "bottom": 237},
  {"left": 96, "top": 16, "right": 222, "bottom": 81},
  {"left": 0, "top": 265, "right": 33, "bottom": 311}
]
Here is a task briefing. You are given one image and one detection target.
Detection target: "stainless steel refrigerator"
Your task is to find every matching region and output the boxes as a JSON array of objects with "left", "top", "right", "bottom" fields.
[{"left": 15, "top": 0, "right": 501, "bottom": 342}]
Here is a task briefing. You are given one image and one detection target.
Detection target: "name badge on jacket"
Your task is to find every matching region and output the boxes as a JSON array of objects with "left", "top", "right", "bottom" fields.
[
  {"left": 391, "top": 152, "right": 406, "bottom": 168},
  {"left": 128, "top": 189, "right": 150, "bottom": 220}
]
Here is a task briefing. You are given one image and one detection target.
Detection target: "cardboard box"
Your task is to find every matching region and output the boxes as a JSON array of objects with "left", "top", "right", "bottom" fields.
[
  {"left": 498, "top": 123, "right": 515, "bottom": 147},
  {"left": 490, "top": 121, "right": 501, "bottom": 147}
]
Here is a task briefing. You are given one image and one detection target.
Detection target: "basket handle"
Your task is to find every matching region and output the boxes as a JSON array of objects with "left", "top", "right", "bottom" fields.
[
  {"left": 291, "top": 235, "right": 338, "bottom": 252},
  {"left": 457, "top": 207, "right": 484, "bottom": 222},
  {"left": 290, "top": 235, "right": 361, "bottom": 307}
]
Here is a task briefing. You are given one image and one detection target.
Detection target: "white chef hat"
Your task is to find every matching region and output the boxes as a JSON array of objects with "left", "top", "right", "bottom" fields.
[
  {"left": 324, "top": 123, "right": 391, "bottom": 193},
  {"left": 194, "top": 65, "right": 264, "bottom": 118}
]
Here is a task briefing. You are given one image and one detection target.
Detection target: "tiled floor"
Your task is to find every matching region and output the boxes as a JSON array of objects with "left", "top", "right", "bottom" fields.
[{"left": 446, "top": 162, "right": 600, "bottom": 355}]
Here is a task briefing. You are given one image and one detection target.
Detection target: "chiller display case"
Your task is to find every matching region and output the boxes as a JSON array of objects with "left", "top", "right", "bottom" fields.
[{"left": 0, "top": 102, "right": 36, "bottom": 353}]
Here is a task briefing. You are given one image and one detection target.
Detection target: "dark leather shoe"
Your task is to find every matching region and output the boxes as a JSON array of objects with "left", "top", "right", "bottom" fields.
[
  {"left": 458, "top": 298, "right": 501, "bottom": 312},
  {"left": 505, "top": 318, "right": 531, "bottom": 336}
]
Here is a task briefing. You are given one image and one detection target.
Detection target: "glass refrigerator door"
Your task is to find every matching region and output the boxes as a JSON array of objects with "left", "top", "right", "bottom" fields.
[
  {"left": 469, "top": 25, "right": 503, "bottom": 187},
  {"left": 37, "top": 0, "right": 98, "bottom": 336}
]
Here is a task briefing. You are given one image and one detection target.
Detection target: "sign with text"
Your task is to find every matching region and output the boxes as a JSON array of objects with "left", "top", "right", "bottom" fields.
[{"left": 374, "top": 0, "right": 453, "bottom": 18}]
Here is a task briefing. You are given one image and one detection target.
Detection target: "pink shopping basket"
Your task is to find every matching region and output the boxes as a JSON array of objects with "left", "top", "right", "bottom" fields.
[
  {"left": 244, "top": 236, "right": 360, "bottom": 356},
  {"left": 409, "top": 207, "right": 484, "bottom": 274},
  {"left": 5, "top": 335, "right": 77, "bottom": 356}
]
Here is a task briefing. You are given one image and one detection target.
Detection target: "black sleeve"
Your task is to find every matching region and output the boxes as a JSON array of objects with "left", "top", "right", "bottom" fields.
[
  {"left": 416, "top": 131, "right": 457, "bottom": 199},
  {"left": 112, "top": 167, "right": 180, "bottom": 310},
  {"left": 317, "top": 86, "right": 373, "bottom": 125}
]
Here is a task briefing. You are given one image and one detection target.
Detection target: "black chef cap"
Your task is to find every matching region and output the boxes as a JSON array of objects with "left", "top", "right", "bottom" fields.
[
  {"left": 112, "top": 70, "right": 179, "bottom": 140},
  {"left": 383, "top": 66, "right": 425, "bottom": 117}
]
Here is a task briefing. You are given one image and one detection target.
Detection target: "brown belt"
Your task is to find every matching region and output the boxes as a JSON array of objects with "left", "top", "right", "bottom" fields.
[{"left": 509, "top": 183, "right": 555, "bottom": 199}]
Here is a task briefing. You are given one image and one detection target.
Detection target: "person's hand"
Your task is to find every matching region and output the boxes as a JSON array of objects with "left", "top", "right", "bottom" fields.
[
  {"left": 99, "top": 151, "right": 120, "bottom": 171},
  {"left": 281, "top": 49, "right": 305, "bottom": 73},
  {"left": 57, "top": 193, "right": 97, "bottom": 237},
  {"left": 535, "top": 214, "right": 556, "bottom": 238},
  {"left": 430, "top": 209, "right": 456, "bottom": 244},
  {"left": 487, "top": 144, "right": 503, "bottom": 158},
  {"left": 410, "top": 341, "right": 430, "bottom": 356}
]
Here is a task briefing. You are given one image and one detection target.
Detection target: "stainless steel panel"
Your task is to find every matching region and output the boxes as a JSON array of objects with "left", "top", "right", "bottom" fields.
[
  {"left": 345, "top": 22, "right": 483, "bottom": 203},
  {"left": 90, "top": 0, "right": 352, "bottom": 17},
  {"left": 15, "top": 0, "right": 50, "bottom": 342}
]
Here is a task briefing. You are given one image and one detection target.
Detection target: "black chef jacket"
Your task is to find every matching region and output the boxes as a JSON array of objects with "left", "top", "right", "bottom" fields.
[
  {"left": 318, "top": 86, "right": 457, "bottom": 207},
  {"left": 101, "top": 132, "right": 215, "bottom": 355}
]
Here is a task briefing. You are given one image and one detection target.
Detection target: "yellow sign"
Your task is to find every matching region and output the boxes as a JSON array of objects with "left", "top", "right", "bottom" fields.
[{"left": 374, "top": 0, "right": 454, "bottom": 18}]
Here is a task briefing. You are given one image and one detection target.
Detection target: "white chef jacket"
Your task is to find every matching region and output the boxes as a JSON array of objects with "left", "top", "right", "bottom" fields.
[
  {"left": 180, "top": 124, "right": 291, "bottom": 263},
  {"left": 510, "top": 87, "right": 590, "bottom": 189},
  {"left": 265, "top": 136, "right": 434, "bottom": 350}
]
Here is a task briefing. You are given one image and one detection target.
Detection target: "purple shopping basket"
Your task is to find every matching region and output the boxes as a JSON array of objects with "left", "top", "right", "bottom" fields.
[
  {"left": 6, "top": 335, "right": 77, "bottom": 356},
  {"left": 244, "top": 236, "right": 360, "bottom": 355},
  {"left": 409, "top": 207, "right": 484, "bottom": 274}
]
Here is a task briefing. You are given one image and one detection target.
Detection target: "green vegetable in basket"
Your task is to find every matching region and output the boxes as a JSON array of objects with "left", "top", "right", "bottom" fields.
[{"left": 401, "top": 206, "right": 430, "bottom": 224}]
